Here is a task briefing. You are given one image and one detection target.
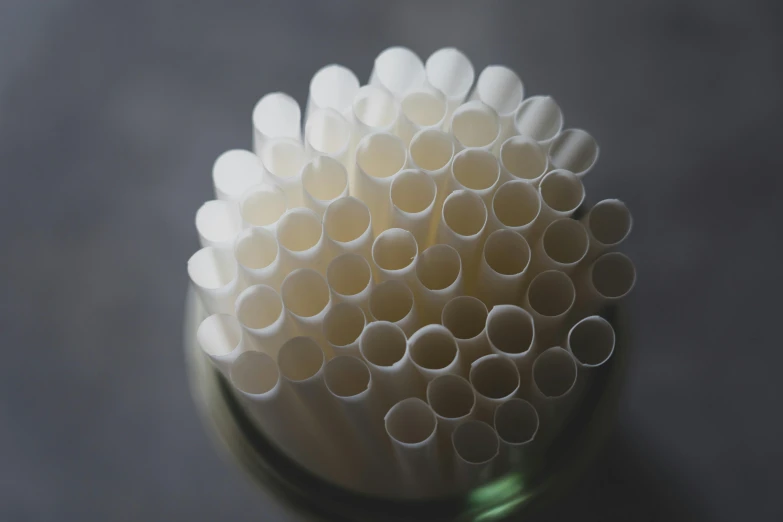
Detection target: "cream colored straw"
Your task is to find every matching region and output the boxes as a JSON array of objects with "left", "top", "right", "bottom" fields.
[
  {"left": 424, "top": 47, "right": 475, "bottom": 123},
  {"left": 212, "top": 149, "right": 264, "bottom": 202},
  {"left": 494, "top": 398, "right": 540, "bottom": 475},
  {"left": 528, "top": 218, "right": 589, "bottom": 277},
  {"left": 323, "top": 303, "right": 366, "bottom": 358},
  {"left": 239, "top": 184, "right": 287, "bottom": 233},
  {"left": 195, "top": 200, "right": 241, "bottom": 248},
  {"left": 522, "top": 270, "right": 575, "bottom": 348},
  {"left": 408, "top": 324, "right": 463, "bottom": 383},
  {"left": 306, "top": 64, "right": 360, "bottom": 120},
  {"left": 451, "top": 420, "right": 500, "bottom": 491},
  {"left": 326, "top": 253, "right": 374, "bottom": 313},
  {"left": 498, "top": 136, "right": 549, "bottom": 185},
  {"left": 574, "top": 252, "right": 636, "bottom": 317},
  {"left": 280, "top": 269, "right": 333, "bottom": 355},
  {"left": 304, "top": 109, "right": 353, "bottom": 169},
  {"left": 437, "top": 190, "right": 488, "bottom": 288},
  {"left": 389, "top": 169, "right": 437, "bottom": 249},
  {"left": 275, "top": 208, "right": 327, "bottom": 273},
  {"left": 534, "top": 169, "right": 585, "bottom": 236},
  {"left": 234, "top": 284, "right": 294, "bottom": 358},
  {"left": 368, "top": 279, "right": 419, "bottom": 337},
  {"left": 548, "top": 128, "right": 599, "bottom": 178},
  {"left": 476, "top": 229, "right": 531, "bottom": 307},
  {"left": 529, "top": 346, "right": 578, "bottom": 437},
  {"left": 581, "top": 199, "right": 633, "bottom": 261},
  {"left": 371, "top": 228, "right": 418, "bottom": 283},
  {"left": 485, "top": 305, "right": 538, "bottom": 378},
  {"left": 370, "top": 46, "right": 426, "bottom": 100},
  {"left": 441, "top": 296, "right": 491, "bottom": 366},
  {"left": 301, "top": 156, "right": 349, "bottom": 219},
  {"left": 413, "top": 244, "right": 463, "bottom": 326},
  {"left": 234, "top": 227, "right": 283, "bottom": 291},
  {"left": 450, "top": 100, "right": 501, "bottom": 153},
  {"left": 252, "top": 92, "right": 302, "bottom": 154},
  {"left": 469, "top": 354, "right": 521, "bottom": 423},
  {"left": 323, "top": 196, "right": 374, "bottom": 262},
  {"left": 471, "top": 65, "right": 524, "bottom": 142},
  {"left": 260, "top": 137, "right": 309, "bottom": 208},
  {"left": 197, "top": 313, "right": 243, "bottom": 376},
  {"left": 450, "top": 148, "right": 501, "bottom": 207},
  {"left": 486, "top": 180, "right": 541, "bottom": 238},
  {"left": 513, "top": 95, "right": 564, "bottom": 152},
  {"left": 187, "top": 246, "right": 239, "bottom": 315},
  {"left": 397, "top": 88, "right": 448, "bottom": 145}
]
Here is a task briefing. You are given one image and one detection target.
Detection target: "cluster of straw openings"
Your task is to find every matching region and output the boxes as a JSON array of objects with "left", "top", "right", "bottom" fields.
[{"left": 188, "top": 47, "right": 636, "bottom": 497}]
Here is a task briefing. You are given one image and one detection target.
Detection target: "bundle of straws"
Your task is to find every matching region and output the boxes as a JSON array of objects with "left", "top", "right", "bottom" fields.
[{"left": 188, "top": 47, "right": 636, "bottom": 498}]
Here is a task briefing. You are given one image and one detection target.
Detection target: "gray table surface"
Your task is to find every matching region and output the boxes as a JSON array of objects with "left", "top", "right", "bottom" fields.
[{"left": 1, "top": 0, "right": 781, "bottom": 520}]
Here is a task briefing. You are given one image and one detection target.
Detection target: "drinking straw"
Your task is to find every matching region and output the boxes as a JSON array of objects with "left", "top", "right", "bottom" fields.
[
  {"left": 196, "top": 313, "right": 243, "bottom": 376},
  {"left": 522, "top": 270, "right": 576, "bottom": 348},
  {"left": 498, "top": 136, "right": 549, "bottom": 185},
  {"left": 323, "top": 302, "right": 366, "bottom": 358},
  {"left": 450, "top": 148, "right": 501, "bottom": 207},
  {"left": 301, "top": 156, "right": 349, "bottom": 219},
  {"left": 486, "top": 180, "right": 541, "bottom": 238},
  {"left": 367, "top": 280, "right": 420, "bottom": 337},
  {"left": 408, "top": 324, "right": 463, "bottom": 383},
  {"left": 212, "top": 149, "right": 264, "bottom": 201},
  {"left": 306, "top": 64, "right": 360, "bottom": 120},
  {"left": 239, "top": 184, "right": 287, "bottom": 233},
  {"left": 233, "top": 227, "right": 284, "bottom": 291},
  {"left": 187, "top": 246, "right": 239, "bottom": 315},
  {"left": 451, "top": 420, "right": 500, "bottom": 491},
  {"left": 260, "top": 137, "right": 308, "bottom": 208},
  {"left": 325, "top": 253, "right": 374, "bottom": 313},
  {"left": 252, "top": 92, "right": 301, "bottom": 154},
  {"left": 397, "top": 88, "right": 448, "bottom": 145},
  {"left": 413, "top": 244, "right": 463, "bottom": 326},
  {"left": 581, "top": 199, "right": 633, "bottom": 261},
  {"left": 359, "top": 321, "right": 425, "bottom": 406},
  {"left": 234, "top": 284, "right": 294, "bottom": 359},
  {"left": 371, "top": 228, "right": 418, "bottom": 283},
  {"left": 195, "top": 200, "right": 241, "bottom": 248},
  {"left": 469, "top": 354, "right": 521, "bottom": 423},
  {"left": 441, "top": 296, "right": 491, "bottom": 366},
  {"left": 322, "top": 196, "right": 374, "bottom": 262},
  {"left": 275, "top": 208, "right": 327, "bottom": 273},
  {"left": 369, "top": 46, "right": 426, "bottom": 100},
  {"left": 566, "top": 315, "right": 616, "bottom": 394},
  {"left": 437, "top": 189, "right": 488, "bottom": 289},
  {"left": 424, "top": 47, "right": 475, "bottom": 123},
  {"left": 476, "top": 229, "right": 531, "bottom": 307},
  {"left": 470, "top": 65, "right": 524, "bottom": 142},
  {"left": 389, "top": 168, "right": 437, "bottom": 249},
  {"left": 513, "top": 95, "right": 564, "bottom": 152},
  {"left": 528, "top": 218, "right": 589, "bottom": 277},
  {"left": 280, "top": 269, "right": 333, "bottom": 356},
  {"left": 574, "top": 252, "right": 636, "bottom": 317},
  {"left": 548, "top": 128, "right": 599, "bottom": 178},
  {"left": 534, "top": 168, "right": 585, "bottom": 236},
  {"left": 485, "top": 305, "right": 538, "bottom": 379},
  {"left": 528, "top": 346, "right": 579, "bottom": 438},
  {"left": 304, "top": 109, "right": 353, "bottom": 170},
  {"left": 450, "top": 100, "right": 501, "bottom": 153},
  {"left": 494, "top": 398, "right": 540, "bottom": 476}
]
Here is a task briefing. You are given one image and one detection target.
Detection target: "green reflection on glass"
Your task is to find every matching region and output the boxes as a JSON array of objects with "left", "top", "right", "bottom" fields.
[{"left": 468, "top": 474, "right": 529, "bottom": 521}]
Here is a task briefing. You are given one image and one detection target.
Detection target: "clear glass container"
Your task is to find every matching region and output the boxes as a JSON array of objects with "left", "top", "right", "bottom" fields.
[{"left": 184, "top": 289, "right": 629, "bottom": 521}]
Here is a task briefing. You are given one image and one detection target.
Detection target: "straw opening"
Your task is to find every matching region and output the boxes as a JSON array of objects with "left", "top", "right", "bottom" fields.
[
  {"left": 278, "top": 336, "right": 325, "bottom": 382},
  {"left": 492, "top": 181, "right": 540, "bottom": 228},
  {"left": 589, "top": 199, "right": 632, "bottom": 246},
  {"left": 240, "top": 186, "right": 286, "bottom": 227},
  {"left": 592, "top": 253, "right": 636, "bottom": 298},
  {"left": 514, "top": 96, "right": 563, "bottom": 142},
  {"left": 452, "top": 102, "right": 500, "bottom": 148},
  {"left": 236, "top": 285, "right": 284, "bottom": 330},
  {"left": 324, "top": 303, "right": 365, "bottom": 348},
  {"left": 442, "top": 296, "right": 488, "bottom": 340},
  {"left": 528, "top": 271, "right": 575, "bottom": 317},
  {"left": 188, "top": 247, "right": 236, "bottom": 289},
  {"left": 452, "top": 149, "right": 500, "bottom": 191},
  {"left": 453, "top": 421, "right": 499, "bottom": 463},
  {"left": 542, "top": 219, "right": 589, "bottom": 265},
  {"left": 369, "top": 281, "right": 414, "bottom": 324},
  {"left": 500, "top": 137, "right": 547, "bottom": 182},
  {"left": 235, "top": 228, "right": 278, "bottom": 270},
  {"left": 391, "top": 170, "right": 436, "bottom": 214},
  {"left": 417, "top": 245, "right": 461, "bottom": 291},
  {"left": 277, "top": 209, "right": 322, "bottom": 252},
  {"left": 569, "top": 316, "right": 615, "bottom": 367},
  {"left": 261, "top": 139, "right": 307, "bottom": 179},
  {"left": 197, "top": 314, "right": 241, "bottom": 357},
  {"left": 475, "top": 66, "right": 523, "bottom": 116},
  {"left": 484, "top": 230, "right": 530, "bottom": 276},
  {"left": 373, "top": 229, "right": 418, "bottom": 272},
  {"left": 231, "top": 351, "right": 280, "bottom": 395},
  {"left": 425, "top": 47, "right": 474, "bottom": 99},
  {"left": 402, "top": 90, "right": 446, "bottom": 127},
  {"left": 410, "top": 129, "right": 454, "bottom": 172},
  {"left": 281, "top": 269, "right": 330, "bottom": 318},
  {"left": 486, "top": 306, "right": 534, "bottom": 355},
  {"left": 410, "top": 326, "right": 458, "bottom": 371},
  {"left": 353, "top": 86, "right": 398, "bottom": 129},
  {"left": 305, "top": 110, "right": 351, "bottom": 157},
  {"left": 533, "top": 348, "right": 577, "bottom": 398},
  {"left": 324, "top": 197, "right": 371, "bottom": 243},
  {"left": 324, "top": 356, "right": 371, "bottom": 397},
  {"left": 427, "top": 374, "right": 475, "bottom": 419},
  {"left": 443, "top": 191, "right": 487, "bottom": 237},
  {"left": 540, "top": 170, "right": 584, "bottom": 213},
  {"left": 356, "top": 132, "right": 407, "bottom": 179},
  {"left": 360, "top": 321, "right": 407, "bottom": 367},
  {"left": 327, "top": 254, "right": 372, "bottom": 297},
  {"left": 494, "top": 399, "right": 539, "bottom": 444},
  {"left": 470, "top": 355, "right": 519, "bottom": 399}
]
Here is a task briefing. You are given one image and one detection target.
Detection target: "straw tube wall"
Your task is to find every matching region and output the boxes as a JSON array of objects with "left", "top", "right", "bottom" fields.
[
  {"left": 397, "top": 88, "right": 448, "bottom": 145},
  {"left": 438, "top": 189, "right": 488, "bottom": 289},
  {"left": 485, "top": 305, "right": 537, "bottom": 379},
  {"left": 574, "top": 252, "right": 637, "bottom": 317},
  {"left": 408, "top": 128, "right": 456, "bottom": 246},
  {"left": 450, "top": 100, "right": 501, "bottom": 153},
  {"left": 323, "top": 302, "right": 366, "bottom": 358},
  {"left": 369, "top": 46, "right": 426, "bottom": 100},
  {"left": 548, "top": 128, "right": 600, "bottom": 178},
  {"left": 353, "top": 132, "right": 408, "bottom": 235},
  {"left": 368, "top": 280, "right": 419, "bottom": 337},
  {"left": 384, "top": 398, "right": 442, "bottom": 497},
  {"left": 408, "top": 324, "right": 463, "bottom": 383},
  {"left": 326, "top": 253, "right": 374, "bottom": 313},
  {"left": 450, "top": 148, "right": 501, "bottom": 207},
  {"left": 498, "top": 136, "right": 549, "bottom": 186},
  {"left": 239, "top": 184, "right": 287, "bottom": 233},
  {"left": 426, "top": 374, "right": 476, "bottom": 454},
  {"left": 528, "top": 218, "right": 589, "bottom": 277},
  {"left": 581, "top": 199, "right": 633, "bottom": 261},
  {"left": 280, "top": 269, "right": 333, "bottom": 355},
  {"left": 477, "top": 229, "right": 531, "bottom": 307},
  {"left": 469, "top": 354, "right": 521, "bottom": 424},
  {"left": 350, "top": 85, "right": 400, "bottom": 155},
  {"left": 306, "top": 64, "right": 360, "bottom": 120},
  {"left": 234, "top": 227, "right": 284, "bottom": 291},
  {"left": 529, "top": 346, "right": 579, "bottom": 438},
  {"left": 212, "top": 149, "right": 264, "bottom": 202},
  {"left": 424, "top": 47, "right": 475, "bottom": 122},
  {"left": 359, "top": 321, "right": 425, "bottom": 407},
  {"left": 371, "top": 228, "right": 418, "bottom": 283},
  {"left": 304, "top": 110, "right": 353, "bottom": 170},
  {"left": 534, "top": 169, "right": 586, "bottom": 236},
  {"left": 389, "top": 169, "right": 437, "bottom": 249},
  {"left": 471, "top": 65, "right": 524, "bottom": 142},
  {"left": 276, "top": 208, "right": 327, "bottom": 273},
  {"left": 487, "top": 180, "right": 541, "bottom": 238},
  {"left": 187, "top": 246, "right": 239, "bottom": 315},
  {"left": 452, "top": 420, "right": 500, "bottom": 492},
  {"left": 566, "top": 315, "right": 616, "bottom": 394},
  {"left": 494, "top": 399, "right": 540, "bottom": 476},
  {"left": 260, "top": 138, "right": 309, "bottom": 209},
  {"left": 252, "top": 92, "right": 301, "bottom": 154},
  {"left": 197, "top": 313, "right": 243, "bottom": 376},
  {"left": 522, "top": 270, "right": 576, "bottom": 348},
  {"left": 323, "top": 196, "right": 374, "bottom": 262},
  {"left": 413, "top": 244, "right": 463, "bottom": 326},
  {"left": 235, "top": 284, "right": 294, "bottom": 358},
  {"left": 513, "top": 96, "right": 564, "bottom": 152},
  {"left": 441, "top": 296, "right": 491, "bottom": 366},
  {"left": 196, "top": 200, "right": 241, "bottom": 248},
  {"left": 301, "top": 156, "right": 349, "bottom": 219}
]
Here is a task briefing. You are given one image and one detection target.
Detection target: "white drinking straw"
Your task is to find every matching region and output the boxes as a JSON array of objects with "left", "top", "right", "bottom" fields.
[
  {"left": 234, "top": 284, "right": 294, "bottom": 358},
  {"left": 300, "top": 156, "right": 349, "bottom": 219},
  {"left": 548, "top": 128, "right": 599, "bottom": 178},
  {"left": 230, "top": 351, "right": 334, "bottom": 479},
  {"left": 197, "top": 313, "right": 243, "bottom": 376},
  {"left": 397, "top": 88, "right": 448, "bottom": 145},
  {"left": 260, "top": 138, "right": 308, "bottom": 208},
  {"left": 522, "top": 270, "right": 576, "bottom": 348},
  {"left": 212, "top": 149, "right": 264, "bottom": 201},
  {"left": 437, "top": 189, "right": 488, "bottom": 289},
  {"left": 498, "top": 136, "right": 549, "bottom": 185},
  {"left": 408, "top": 324, "right": 463, "bottom": 383},
  {"left": 350, "top": 85, "right": 400, "bottom": 158},
  {"left": 369, "top": 46, "right": 426, "bottom": 100},
  {"left": 581, "top": 199, "right": 633, "bottom": 261},
  {"left": 469, "top": 354, "right": 521, "bottom": 424},
  {"left": 252, "top": 92, "right": 301, "bottom": 154},
  {"left": 275, "top": 208, "right": 327, "bottom": 273},
  {"left": 233, "top": 227, "right": 283, "bottom": 291},
  {"left": 408, "top": 128, "right": 456, "bottom": 246},
  {"left": 326, "top": 253, "right": 374, "bottom": 313},
  {"left": 485, "top": 305, "right": 538, "bottom": 378},
  {"left": 424, "top": 47, "right": 475, "bottom": 123},
  {"left": 306, "top": 64, "right": 360, "bottom": 120},
  {"left": 384, "top": 398, "right": 442, "bottom": 497},
  {"left": 389, "top": 168, "right": 437, "bottom": 249},
  {"left": 353, "top": 132, "right": 408, "bottom": 235},
  {"left": 451, "top": 420, "right": 500, "bottom": 491},
  {"left": 450, "top": 100, "right": 501, "bottom": 153},
  {"left": 413, "top": 244, "right": 463, "bottom": 326},
  {"left": 323, "top": 196, "right": 374, "bottom": 262},
  {"left": 368, "top": 280, "right": 419, "bottom": 337},
  {"left": 187, "top": 246, "right": 239, "bottom": 315},
  {"left": 566, "top": 315, "right": 616, "bottom": 394},
  {"left": 450, "top": 148, "right": 501, "bottom": 207},
  {"left": 513, "top": 95, "right": 564, "bottom": 152},
  {"left": 471, "top": 65, "right": 524, "bottom": 142},
  {"left": 371, "top": 228, "right": 418, "bottom": 283},
  {"left": 426, "top": 374, "right": 476, "bottom": 445},
  {"left": 239, "top": 184, "right": 287, "bottom": 233},
  {"left": 574, "top": 252, "right": 637, "bottom": 317},
  {"left": 195, "top": 200, "right": 241, "bottom": 248},
  {"left": 494, "top": 398, "right": 540, "bottom": 475},
  {"left": 323, "top": 355, "right": 397, "bottom": 494},
  {"left": 323, "top": 302, "right": 366, "bottom": 358},
  {"left": 477, "top": 229, "right": 531, "bottom": 307},
  {"left": 486, "top": 180, "right": 541, "bottom": 238},
  {"left": 304, "top": 109, "right": 353, "bottom": 169},
  {"left": 534, "top": 169, "right": 585, "bottom": 236},
  {"left": 359, "top": 321, "right": 425, "bottom": 406},
  {"left": 441, "top": 296, "right": 491, "bottom": 366},
  {"left": 280, "top": 269, "right": 333, "bottom": 355},
  {"left": 529, "top": 346, "right": 578, "bottom": 437},
  {"left": 528, "top": 218, "right": 589, "bottom": 277}
]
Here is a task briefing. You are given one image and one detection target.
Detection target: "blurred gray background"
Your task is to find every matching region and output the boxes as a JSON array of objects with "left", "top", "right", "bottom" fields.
[{"left": 1, "top": 0, "right": 781, "bottom": 520}]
